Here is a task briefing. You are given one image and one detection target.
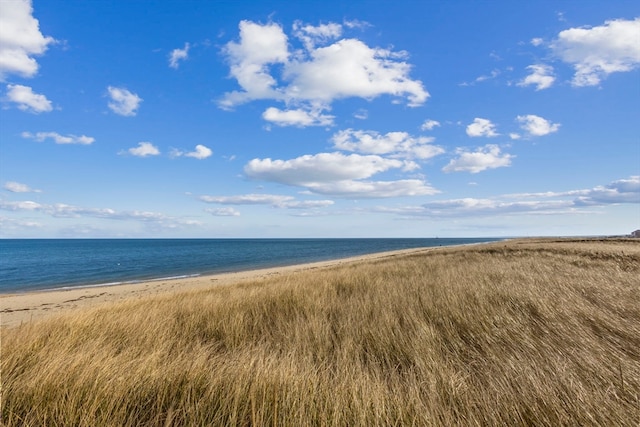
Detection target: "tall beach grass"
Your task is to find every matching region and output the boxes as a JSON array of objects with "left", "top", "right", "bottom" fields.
[{"left": 2, "top": 238, "right": 639, "bottom": 426}]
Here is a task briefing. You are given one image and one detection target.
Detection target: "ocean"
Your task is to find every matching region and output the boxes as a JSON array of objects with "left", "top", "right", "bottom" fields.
[{"left": 0, "top": 238, "right": 501, "bottom": 293}]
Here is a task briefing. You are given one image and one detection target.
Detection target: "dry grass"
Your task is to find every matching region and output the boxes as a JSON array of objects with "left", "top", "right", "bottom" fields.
[{"left": 2, "top": 238, "right": 639, "bottom": 426}]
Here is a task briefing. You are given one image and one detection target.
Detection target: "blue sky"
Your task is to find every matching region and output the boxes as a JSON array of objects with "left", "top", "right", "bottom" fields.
[{"left": 1, "top": 0, "right": 638, "bottom": 238}]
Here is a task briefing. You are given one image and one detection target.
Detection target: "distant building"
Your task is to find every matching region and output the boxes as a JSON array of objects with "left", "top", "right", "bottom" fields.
[{"left": 631, "top": 230, "right": 640, "bottom": 238}]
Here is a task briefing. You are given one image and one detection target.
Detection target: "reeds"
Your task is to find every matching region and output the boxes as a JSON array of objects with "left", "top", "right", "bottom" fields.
[{"left": 2, "top": 238, "right": 639, "bottom": 426}]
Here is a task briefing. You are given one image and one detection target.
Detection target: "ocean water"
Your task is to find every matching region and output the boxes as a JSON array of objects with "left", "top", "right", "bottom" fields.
[{"left": 0, "top": 238, "right": 500, "bottom": 293}]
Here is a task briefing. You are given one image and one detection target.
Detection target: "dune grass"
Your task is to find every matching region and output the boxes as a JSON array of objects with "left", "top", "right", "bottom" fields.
[{"left": 2, "top": 238, "right": 639, "bottom": 426}]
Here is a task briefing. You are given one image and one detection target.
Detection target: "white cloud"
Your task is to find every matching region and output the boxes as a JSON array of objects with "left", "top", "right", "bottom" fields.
[
  {"left": 245, "top": 152, "right": 404, "bottom": 186},
  {"left": 244, "top": 152, "right": 438, "bottom": 198},
  {"left": 4, "top": 181, "right": 40, "bottom": 193},
  {"left": 0, "top": 199, "right": 199, "bottom": 228},
  {"left": 179, "top": 144, "right": 213, "bottom": 159},
  {"left": 466, "top": 118, "right": 499, "bottom": 137},
  {"left": 0, "top": 0, "right": 54, "bottom": 80},
  {"left": 607, "top": 176, "right": 640, "bottom": 193},
  {"left": 343, "top": 19, "right": 371, "bottom": 30},
  {"left": 281, "top": 199, "right": 335, "bottom": 209},
  {"left": 0, "top": 200, "right": 42, "bottom": 211},
  {"left": 107, "top": 86, "right": 142, "bottom": 116},
  {"left": 475, "top": 69, "right": 500, "bottom": 83},
  {"left": 220, "top": 20, "right": 289, "bottom": 108},
  {"left": 200, "top": 193, "right": 334, "bottom": 209},
  {"left": 219, "top": 20, "right": 429, "bottom": 121},
  {"left": 353, "top": 109, "right": 368, "bottom": 120},
  {"left": 421, "top": 119, "right": 440, "bottom": 131},
  {"left": 509, "top": 133, "right": 521, "bottom": 140},
  {"left": 391, "top": 175, "right": 640, "bottom": 218},
  {"left": 574, "top": 175, "right": 640, "bottom": 205},
  {"left": 205, "top": 207, "right": 241, "bottom": 217},
  {"left": 200, "top": 193, "right": 294, "bottom": 205},
  {"left": 516, "top": 114, "right": 560, "bottom": 136},
  {"left": 418, "top": 198, "right": 575, "bottom": 217},
  {"left": 331, "top": 129, "right": 444, "bottom": 160},
  {"left": 304, "top": 179, "right": 438, "bottom": 198},
  {"left": 0, "top": 215, "right": 43, "bottom": 231},
  {"left": 443, "top": 144, "right": 513, "bottom": 174},
  {"left": 460, "top": 69, "right": 501, "bottom": 86},
  {"left": 124, "top": 142, "right": 160, "bottom": 157},
  {"left": 169, "top": 42, "right": 190, "bottom": 69},
  {"left": 21, "top": 131, "right": 94, "bottom": 144},
  {"left": 376, "top": 197, "right": 578, "bottom": 219},
  {"left": 530, "top": 38, "right": 544, "bottom": 47},
  {"left": 292, "top": 21, "right": 342, "bottom": 50},
  {"left": 6, "top": 84, "right": 52, "bottom": 113},
  {"left": 284, "top": 38, "right": 428, "bottom": 107},
  {"left": 518, "top": 64, "right": 555, "bottom": 90},
  {"left": 551, "top": 18, "right": 640, "bottom": 86},
  {"left": 262, "top": 106, "right": 334, "bottom": 127}
]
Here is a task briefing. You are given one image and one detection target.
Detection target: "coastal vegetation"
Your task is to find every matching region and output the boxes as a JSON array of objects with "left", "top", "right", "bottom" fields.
[{"left": 2, "top": 238, "right": 639, "bottom": 426}]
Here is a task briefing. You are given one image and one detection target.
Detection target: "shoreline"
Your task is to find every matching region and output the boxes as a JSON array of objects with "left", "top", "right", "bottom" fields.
[
  {"left": 0, "top": 237, "right": 499, "bottom": 295},
  {"left": 1, "top": 245, "right": 442, "bottom": 328}
]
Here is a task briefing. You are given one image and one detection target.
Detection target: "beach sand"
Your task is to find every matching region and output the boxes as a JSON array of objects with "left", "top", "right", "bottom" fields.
[{"left": 1, "top": 246, "right": 433, "bottom": 328}]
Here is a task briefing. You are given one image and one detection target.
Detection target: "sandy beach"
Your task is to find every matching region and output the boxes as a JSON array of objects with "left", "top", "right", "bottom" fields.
[{"left": 1, "top": 246, "right": 433, "bottom": 328}]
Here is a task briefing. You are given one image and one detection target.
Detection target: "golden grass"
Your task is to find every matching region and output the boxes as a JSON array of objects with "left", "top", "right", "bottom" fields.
[{"left": 2, "top": 238, "right": 639, "bottom": 426}]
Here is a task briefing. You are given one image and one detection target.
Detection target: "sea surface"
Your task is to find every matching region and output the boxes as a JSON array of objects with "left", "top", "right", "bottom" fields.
[{"left": 0, "top": 238, "right": 501, "bottom": 293}]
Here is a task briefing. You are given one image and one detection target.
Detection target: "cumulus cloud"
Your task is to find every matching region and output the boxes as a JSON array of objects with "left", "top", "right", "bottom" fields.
[
  {"left": 262, "top": 106, "right": 334, "bottom": 127},
  {"left": 331, "top": 129, "right": 444, "bottom": 160},
  {"left": 6, "top": 84, "right": 52, "bottom": 113},
  {"left": 220, "top": 20, "right": 428, "bottom": 125},
  {"left": 4, "top": 181, "right": 40, "bottom": 193},
  {"left": 172, "top": 144, "right": 213, "bottom": 159},
  {"left": 107, "top": 86, "right": 142, "bottom": 116},
  {"left": 466, "top": 118, "right": 499, "bottom": 137},
  {"left": 169, "top": 42, "right": 190, "bottom": 68},
  {"left": 574, "top": 175, "right": 640, "bottom": 205},
  {"left": 220, "top": 20, "right": 289, "bottom": 108},
  {"left": 245, "top": 152, "right": 404, "bottom": 186},
  {"left": 21, "top": 131, "right": 94, "bottom": 145},
  {"left": 551, "top": 18, "right": 640, "bottom": 86},
  {"left": 518, "top": 64, "right": 555, "bottom": 90},
  {"left": 123, "top": 142, "right": 160, "bottom": 157},
  {"left": 284, "top": 38, "right": 428, "bottom": 106},
  {"left": 244, "top": 152, "right": 437, "bottom": 198},
  {"left": 292, "top": 21, "right": 342, "bottom": 50},
  {"left": 0, "top": 0, "right": 54, "bottom": 80},
  {"left": 185, "top": 144, "right": 212, "bottom": 159},
  {"left": 421, "top": 119, "right": 440, "bottom": 131},
  {"left": 516, "top": 114, "right": 560, "bottom": 136},
  {"left": 443, "top": 144, "right": 513, "bottom": 174}
]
